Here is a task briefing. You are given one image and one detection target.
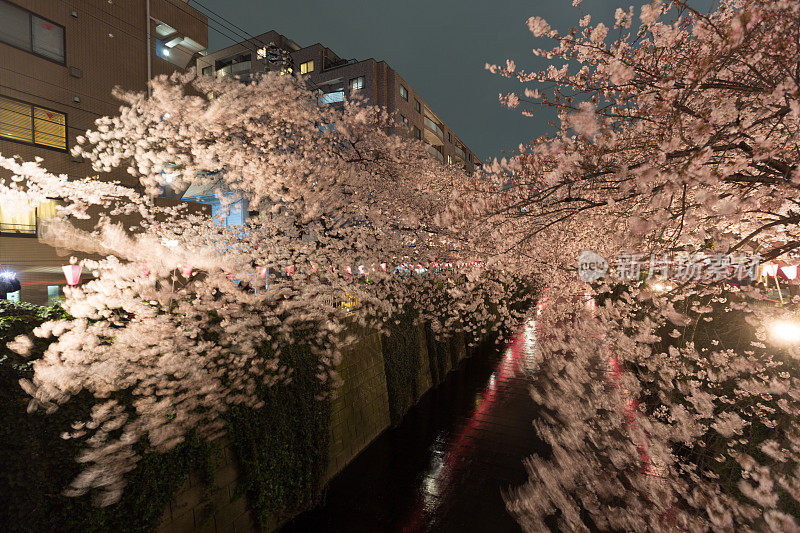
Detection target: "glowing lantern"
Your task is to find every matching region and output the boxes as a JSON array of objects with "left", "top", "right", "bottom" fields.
[
  {"left": 256, "top": 266, "right": 268, "bottom": 279},
  {"left": 763, "top": 263, "right": 779, "bottom": 277},
  {"left": 345, "top": 266, "right": 352, "bottom": 275},
  {"left": 62, "top": 264, "right": 82, "bottom": 286},
  {"left": 380, "top": 263, "right": 387, "bottom": 272},
  {"left": 781, "top": 265, "right": 798, "bottom": 280},
  {"left": 179, "top": 265, "right": 193, "bottom": 278},
  {"left": 358, "top": 265, "right": 366, "bottom": 275}
]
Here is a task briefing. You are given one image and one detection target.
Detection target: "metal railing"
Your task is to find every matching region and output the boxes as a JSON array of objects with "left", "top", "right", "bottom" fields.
[
  {"left": 427, "top": 144, "right": 444, "bottom": 163},
  {"left": 0, "top": 222, "right": 36, "bottom": 235},
  {"left": 423, "top": 116, "right": 444, "bottom": 140}
]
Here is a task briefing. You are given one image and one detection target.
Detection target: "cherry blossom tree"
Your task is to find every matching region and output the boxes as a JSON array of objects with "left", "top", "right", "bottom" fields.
[
  {"left": 481, "top": 0, "right": 800, "bottom": 530},
  {"left": 1, "top": 71, "right": 529, "bottom": 504}
]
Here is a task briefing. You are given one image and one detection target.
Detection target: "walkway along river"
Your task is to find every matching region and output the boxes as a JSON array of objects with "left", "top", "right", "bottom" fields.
[{"left": 282, "top": 321, "right": 546, "bottom": 532}]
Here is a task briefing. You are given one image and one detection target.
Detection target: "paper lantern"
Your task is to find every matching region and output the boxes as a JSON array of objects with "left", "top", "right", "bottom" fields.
[
  {"left": 358, "top": 265, "right": 366, "bottom": 275},
  {"left": 179, "top": 265, "right": 193, "bottom": 278},
  {"left": 380, "top": 263, "right": 387, "bottom": 272},
  {"left": 345, "top": 266, "right": 352, "bottom": 275},
  {"left": 62, "top": 264, "right": 82, "bottom": 286},
  {"left": 781, "top": 265, "right": 798, "bottom": 280},
  {"left": 763, "top": 263, "right": 779, "bottom": 277},
  {"left": 256, "top": 266, "right": 268, "bottom": 279}
]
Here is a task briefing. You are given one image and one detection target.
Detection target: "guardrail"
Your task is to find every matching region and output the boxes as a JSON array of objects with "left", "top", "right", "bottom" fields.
[{"left": 0, "top": 222, "right": 36, "bottom": 235}]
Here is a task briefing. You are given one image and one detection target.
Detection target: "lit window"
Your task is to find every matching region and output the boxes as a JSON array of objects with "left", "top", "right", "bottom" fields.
[
  {"left": 447, "top": 155, "right": 453, "bottom": 164},
  {"left": 0, "top": 199, "right": 57, "bottom": 236},
  {"left": 256, "top": 46, "right": 267, "bottom": 60},
  {"left": 0, "top": 96, "right": 66, "bottom": 150},
  {"left": 0, "top": 1, "right": 65, "bottom": 64},
  {"left": 319, "top": 91, "right": 344, "bottom": 104},
  {"left": 415, "top": 99, "right": 421, "bottom": 113},
  {"left": 47, "top": 285, "right": 60, "bottom": 302},
  {"left": 413, "top": 126, "right": 421, "bottom": 140},
  {"left": 300, "top": 60, "right": 314, "bottom": 74},
  {"left": 400, "top": 85, "right": 408, "bottom": 100},
  {"left": 350, "top": 76, "right": 365, "bottom": 91}
]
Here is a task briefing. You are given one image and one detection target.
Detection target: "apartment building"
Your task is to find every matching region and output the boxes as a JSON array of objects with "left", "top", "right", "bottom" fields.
[
  {"left": 196, "top": 30, "right": 482, "bottom": 174},
  {"left": 0, "top": 0, "right": 208, "bottom": 304}
]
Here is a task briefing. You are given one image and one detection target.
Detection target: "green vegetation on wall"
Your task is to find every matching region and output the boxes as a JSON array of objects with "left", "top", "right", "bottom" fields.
[
  {"left": 381, "top": 311, "right": 425, "bottom": 425},
  {"left": 0, "top": 301, "right": 219, "bottom": 533},
  {"left": 225, "top": 333, "right": 331, "bottom": 528},
  {"left": 0, "top": 302, "right": 331, "bottom": 532}
]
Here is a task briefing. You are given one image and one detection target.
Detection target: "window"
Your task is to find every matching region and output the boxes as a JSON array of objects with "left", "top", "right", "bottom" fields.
[
  {"left": 447, "top": 155, "right": 453, "bottom": 165},
  {"left": 400, "top": 85, "right": 408, "bottom": 100},
  {"left": 0, "top": 198, "right": 58, "bottom": 235},
  {"left": 350, "top": 76, "right": 365, "bottom": 91},
  {"left": 448, "top": 132, "right": 451, "bottom": 142},
  {"left": 256, "top": 46, "right": 267, "bottom": 60},
  {"left": 201, "top": 65, "right": 213, "bottom": 76},
  {"left": 319, "top": 91, "right": 344, "bottom": 104},
  {"left": 413, "top": 126, "right": 421, "bottom": 140},
  {"left": 300, "top": 60, "right": 314, "bottom": 74},
  {"left": 47, "top": 285, "right": 60, "bottom": 303},
  {"left": 0, "top": 95, "right": 66, "bottom": 150},
  {"left": 0, "top": 1, "right": 65, "bottom": 63},
  {"left": 415, "top": 99, "right": 421, "bottom": 113},
  {"left": 399, "top": 114, "right": 408, "bottom": 125}
]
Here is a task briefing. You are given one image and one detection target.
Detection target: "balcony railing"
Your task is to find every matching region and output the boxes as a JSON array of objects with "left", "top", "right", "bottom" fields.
[
  {"left": 216, "top": 61, "right": 251, "bottom": 78},
  {"left": 423, "top": 116, "right": 444, "bottom": 140},
  {"left": 0, "top": 222, "right": 36, "bottom": 236},
  {"left": 454, "top": 145, "right": 466, "bottom": 161},
  {"left": 427, "top": 144, "right": 444, "bottom": 163}
]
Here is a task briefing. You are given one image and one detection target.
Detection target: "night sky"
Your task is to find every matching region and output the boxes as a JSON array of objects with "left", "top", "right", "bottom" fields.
[{"left": 196, "top": 0, "right": 711, "bottom": 163}]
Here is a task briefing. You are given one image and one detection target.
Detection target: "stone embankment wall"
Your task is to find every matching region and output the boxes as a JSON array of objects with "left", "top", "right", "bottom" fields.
[{"left": 157, "top": 322, "right": 472, "bottom": 533}]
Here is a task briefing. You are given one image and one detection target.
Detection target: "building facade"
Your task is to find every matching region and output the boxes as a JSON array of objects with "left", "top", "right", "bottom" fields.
[
  {"left": 196, "top": 30, "right": 482, "bottom": 174},
  {"left": 0, "top": 0, "right": 208, "bottom": 303}
]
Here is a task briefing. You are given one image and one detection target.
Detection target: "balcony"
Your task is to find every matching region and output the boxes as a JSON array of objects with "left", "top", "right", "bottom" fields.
[
  {"left": 216, "top": 61, "right": 251, "bottom": 78},
  {"left": 454, "top": 145, "right": 466, "bottom": 161},
  {"left": 427, "top": 144, "right": 444, "bottom": 163},
  {"left": 0, "top": 222, "right": 36, "bottom": 236},
  {"left": 423, "top": 116, "right": 444, "bottom": 140}
]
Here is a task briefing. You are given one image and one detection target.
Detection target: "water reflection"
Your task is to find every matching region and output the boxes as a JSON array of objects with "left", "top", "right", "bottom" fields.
[
  {"left": 282, "top": 320, "right": 545, "bottom": 532},
  {"left": 404, "top": 320, "right": 541, "bottom": 529}
]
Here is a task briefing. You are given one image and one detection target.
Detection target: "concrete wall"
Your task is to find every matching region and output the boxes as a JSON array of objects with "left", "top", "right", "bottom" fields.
[{"left": 159, "top": 321, "right": 468, "bottom": 533}]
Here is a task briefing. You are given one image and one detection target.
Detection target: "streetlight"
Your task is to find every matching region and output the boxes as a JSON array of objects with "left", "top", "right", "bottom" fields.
[{"left": 767, "top": 319, "right": 800, "bottom": 345}]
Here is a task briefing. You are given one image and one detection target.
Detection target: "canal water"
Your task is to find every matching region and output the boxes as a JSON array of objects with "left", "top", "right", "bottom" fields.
[{"left": 282, "top": 322, "right": 545, "bottom": 532}]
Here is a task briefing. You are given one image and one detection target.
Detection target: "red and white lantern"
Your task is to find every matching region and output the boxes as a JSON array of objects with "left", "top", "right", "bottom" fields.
[{"left": 62, "top": 264, "right": 82, "bottom": 286}]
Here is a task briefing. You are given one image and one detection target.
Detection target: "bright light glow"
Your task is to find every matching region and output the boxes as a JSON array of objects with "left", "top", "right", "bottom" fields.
[
  {"left": 768, "top": 319, "right": 800, "bottom": 345},
  {"left": 0, "top": 270, "right": 16, "bottom": 281},
  {"left": 651, "top": 281, "right": 674, "bottom": 292},
  {"left": 763, "top": 263, "right": 779, "bottom": 277},
  {"left": 163, "top": 49, "right": 170, "bottom": 57},
  {"left": 162, "top": 239, "right": 179, "bottom": 248}
]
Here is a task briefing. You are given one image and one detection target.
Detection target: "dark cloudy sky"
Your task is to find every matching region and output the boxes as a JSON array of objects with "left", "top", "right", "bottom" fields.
[{"left": 195, "top": 0, "right": 712, "bottom": 163}]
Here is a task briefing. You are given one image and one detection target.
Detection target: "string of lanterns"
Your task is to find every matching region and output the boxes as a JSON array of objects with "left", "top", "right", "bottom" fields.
[{"left": 61, "top": 260, "right": 486, "bottom": 286}]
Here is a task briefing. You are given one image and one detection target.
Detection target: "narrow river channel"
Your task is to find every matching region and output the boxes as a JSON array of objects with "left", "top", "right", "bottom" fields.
[{"left": 282, "top": 322, "right": 545, "bottom": 532}]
